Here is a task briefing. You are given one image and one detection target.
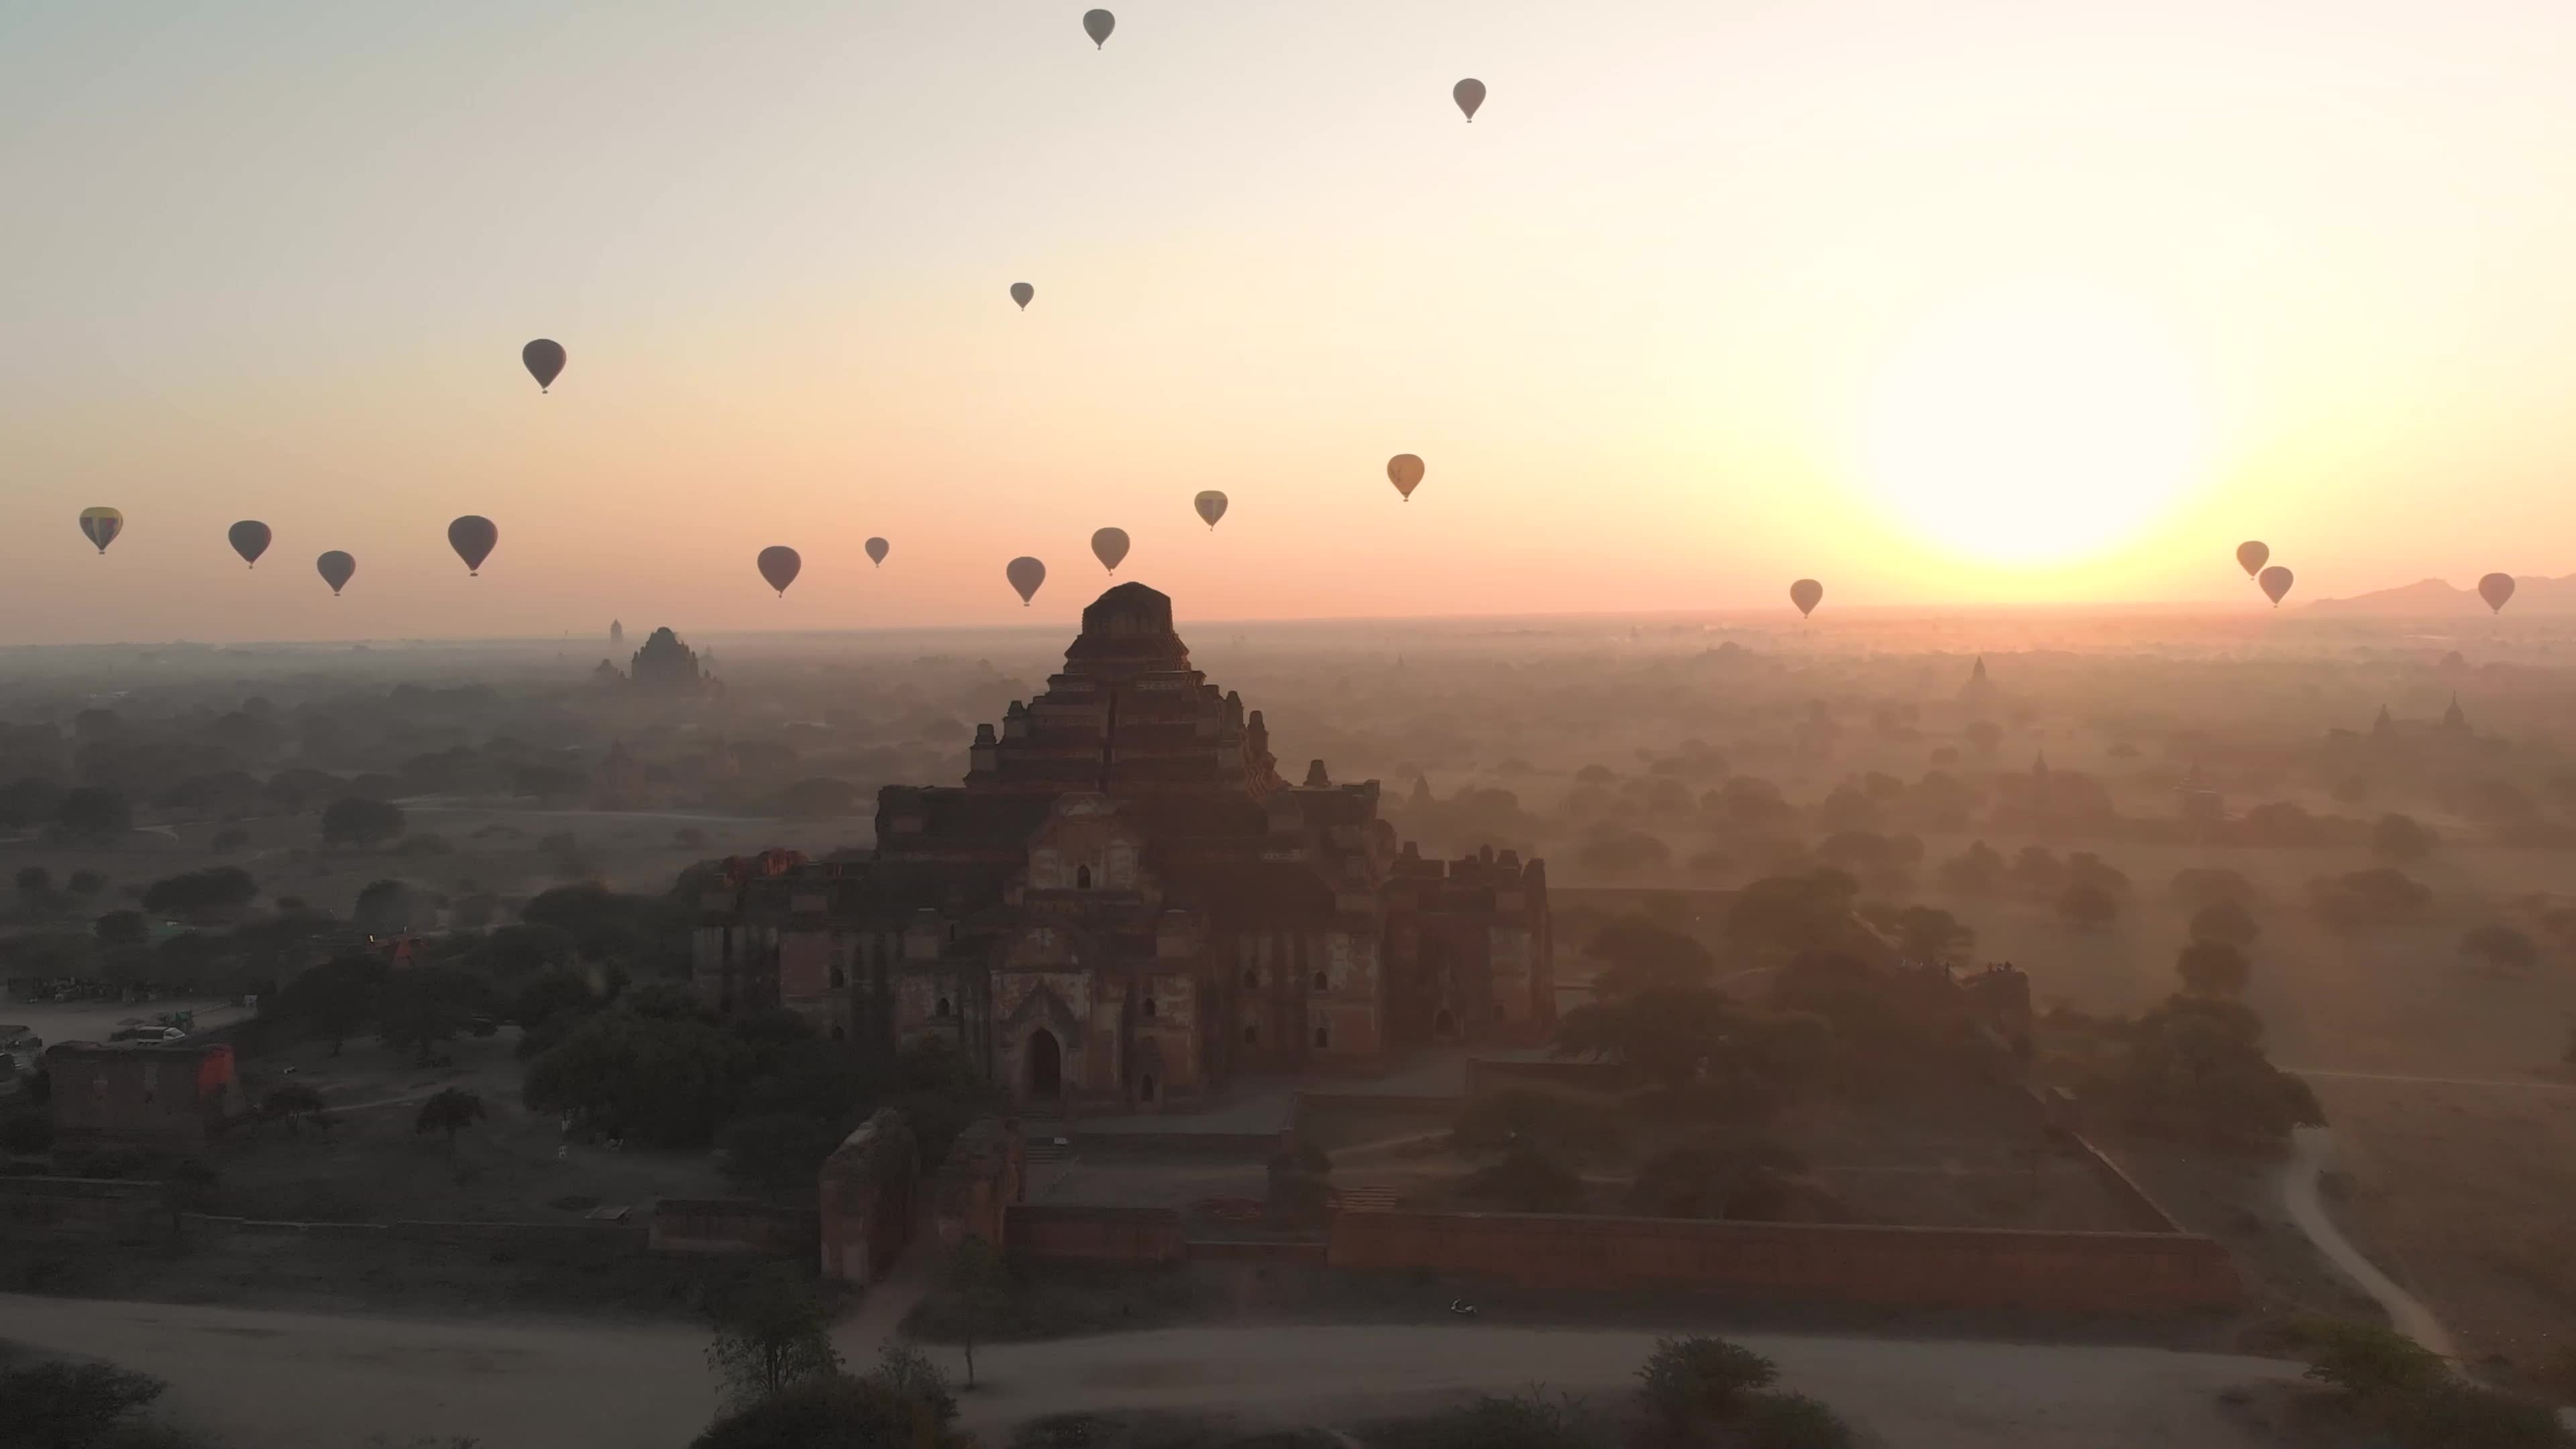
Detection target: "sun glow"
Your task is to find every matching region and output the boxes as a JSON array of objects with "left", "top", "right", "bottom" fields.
[{"left": 1854, "top": 288, "right": 2213, "bottom": 568}]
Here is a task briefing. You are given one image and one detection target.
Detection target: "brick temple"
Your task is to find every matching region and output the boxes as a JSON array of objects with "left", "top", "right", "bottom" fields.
[{"left": 692, "top": 582, "right": 1553, "bottom": 1113}]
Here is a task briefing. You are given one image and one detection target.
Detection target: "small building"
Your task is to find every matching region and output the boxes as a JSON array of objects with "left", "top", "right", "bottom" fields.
[{"left": 47, "top": 1040, "right": 244, "bottom": 1152}]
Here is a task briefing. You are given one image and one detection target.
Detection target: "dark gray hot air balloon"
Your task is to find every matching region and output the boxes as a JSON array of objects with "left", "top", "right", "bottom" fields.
[
  {"left": 78, "top": 507, "right": 123, "bottom": 555},
  {"left": 1193, "top": 491, "right": 1228, "bottom": 530},
  {"left": 1454, "top": 78, "right": 1485, "bottom": 122},
  {"left": 447, "top": 515, "right": 498, "bottom": 576},
  {"left": 1789, "top": 578, "right": 1823, "bottom": 617},
  {"left": 1083, "top": 9, "right": 1114, "bottom": 48},
  {"left": 865, "top": 537, "right": 890, "bottom": 568},
  {"left": 2259, "top": 565, "right": 2294, "bottom": 607},
  {"left": 523, "top": 339, "right": 566, "bottom": 392},
  {"left": 2479, "top": 572, "right": 2516, "bottom": 614},
  {"left": 757, "top": 546, "right": 802, "bottom": 596},
  {"left": 1010, "top": 282, "right": 1034, "bottom": 311},
  {"left": 228, "top": 521, "right": 271, "bottom": 568},
  {"left": 1007, "top": 555, "right": 1046, "bottom": 606},
  {"left": 1091, "top": 528, "right": 1130, "bottom": 574},
  {"left": 317, "top": 551, "right": 356, "bottom": 596},
  {"left": 2235, "top": 541, "right": 2268, "bottom": 579}
]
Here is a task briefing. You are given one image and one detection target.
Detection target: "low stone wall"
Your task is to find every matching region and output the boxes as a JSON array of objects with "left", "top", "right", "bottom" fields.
[
  {"left": 648, "top": 1199, "right": 817, "bottom": 1256},
  {"left": 0, "top": 1176, "right": 173, "bottom": 1244},
  {"left": 1327, "top": 1211, "right": 2241, "bottom": 1313},
  {"left": 1184, "top": 1237, "right": 1330, "bottom": 1266},
  {"left": 1004, "top": 1203, "right": 1186, "bottom": 1265},
  {"left": 180, "top": 1212, "right": 651, "bottom": 1252}
]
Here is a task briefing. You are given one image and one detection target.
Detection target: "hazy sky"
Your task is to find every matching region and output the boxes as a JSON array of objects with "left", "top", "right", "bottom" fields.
[{"left": 5, "top": 1, "right": 2575, "bottom": 645}]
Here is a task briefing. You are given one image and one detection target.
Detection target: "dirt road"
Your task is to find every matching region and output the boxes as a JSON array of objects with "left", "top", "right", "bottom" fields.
[
  {"left": 2275, "top": 1125, "right": 2455, "bottom": 1358},
  {"left": 0, "top": 1295, "right": 2299, "bottom": 1448}
]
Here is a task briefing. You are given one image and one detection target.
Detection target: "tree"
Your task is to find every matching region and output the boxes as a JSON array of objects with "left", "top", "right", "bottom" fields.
[
  {"left": 2010, "top": 846, "right": 2064, "bottom": 900},
  {"left": 1460, "top": 1144, "right": 1583, "bottom": 1213},
  {"left": 1584, "top": 916, "right": 1713, "bottom": 996},
  {"left": 14, "top": 864, "right": 54, "bottom": 912},
  {"left": 353, "top": 877, "right": 417, "bottom": 936},
  {"left": 940, "top": 1235, "right": 1014, "bottom": 1388},
  {"left": 2176, "top": 940, "right": 2251, "bottom": 998},
  {"left": 2057, "top": 879, "right": 2119, "bottom": 928},
  {"left": 1638, "top": 1335, "right": 1779, "bottom": 1431},
  {"left": 2373, "top": 812, "right": 2436, "bottom": 865},
  {"left": 414, "top": 1087, "right": 489, "bottom": 1148},
  {"left": 2170, "top": 867, "right": 2259, "bottom": 909},
  {"left": 718, "top": 1112, "right": 848, "bottom": 1198},
  {"left": 276, "top": 955, "right": 390, "bottom": 1055},
  {"left": 1739, "top": 1392, "right": 1859, "bottom": 1449},
  {"left": 1893, "top": 905, "right": 1973, "bottom": 965},
  {"left": 1, "top": 1360, "right": 168, "bottom": 1449},
  {"left": 64, "top": 868, "right": 105, "bottom": 898},
  {"left": 2460, "top": 924, "right": 2540, "bottom": 974},
  {"left": 2188, "top": 899, "right": 2261, "bottom": 950},
  {"left": 379, "top": 967, "right": 500, "bottom": 1065},
  {"left": 93, "top": 909, "right": 150, "bottom": 950},
  {"left": 2086, "top": 996, "right": 2324, "bottom": 1147},
  {"left": 260, "top": 1083, "right": 329, "bottom": 1134},
  {"left": 690, "top": 1372, "right": 967, "bottom": 1449},
  {"left": 54, "top": 786, "right": 133, "bottom": 839},
  {"left": 2310, "top": 869, "right": 2432, "bottom": 932},
  {"left": 1627, "top": 1142, "right": 1804, "bottom": 1221},
  {"left": 139, "top": 865, "right": 259, "bottom": 922},
  {"left": 523, "top": 1009, "right": 757, "bottom": 1146},
  {"left": 706, "top": 1265, "right": 843, "bottom": 1408},
  {"left": 321, "top": 795, "right": 407, "bottom": 847}
]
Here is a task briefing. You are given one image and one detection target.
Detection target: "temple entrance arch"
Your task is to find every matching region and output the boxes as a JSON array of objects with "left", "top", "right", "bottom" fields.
[{"left": 1026, "top": 1028, "right": 1063, "bottom": 1100}]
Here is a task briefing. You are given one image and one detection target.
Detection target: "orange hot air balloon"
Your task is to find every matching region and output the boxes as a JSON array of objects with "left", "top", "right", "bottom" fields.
[
  {"left": 228, "top": 521, "right": 271, "bottom": 568},
  {"left": 522, "top": 339, "right": 566, "bottom": 392},
  {"left": 447, "top": 515, "right": 498, "bottom": 576},
  {"left": 78, "top": 507, "right": 124, "bottom": 555},
  {"left": 1010, "top": 282, "right": 1034, "bottom": 310},
  {"left": 1453, "top": 78, "right": 1485, "bottom": 122},
  {"left": 757, "top": 547, "right": 802, "bottom": 596},
  {"left": 1789, "top": 579, "right": 1823, "bottom": 618},
  {"left": 865, "top": 537, "right": 890, "bottom": 568},
  {"left": 1387, "top": 453, "right": 1425, "bottom": 501},
  {"left": 2235, "top": 541, "right": 2268, "bottom": 579},
  {"left": 316, "top": 551, "right": 356, "bottom": 596},
  {"left": 2258, "top": 566, "right": 2293, "bottom": 607},
  {"left": 1193, "top": 491, "right": 1228, "bottom": 530},
  {"left": 1082, "top": 8, "right": 1114, "bottom": 47},
  {"left": 2479, "top": 572, "right": 2516, "bottom": 614},
  {"left": 1007, "top": 555, "right": 1046, "bottom": 606},
  {"left": 1091, "top": 528, "right": 1130, "bottom": 574}
]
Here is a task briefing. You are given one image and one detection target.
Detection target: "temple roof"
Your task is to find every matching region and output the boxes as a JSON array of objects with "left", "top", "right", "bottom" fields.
[{"left": 1064, "top": 582, "right": 1190, "bottom": 676}]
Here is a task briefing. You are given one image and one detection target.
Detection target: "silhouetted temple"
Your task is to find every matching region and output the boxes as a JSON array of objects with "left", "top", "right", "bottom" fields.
[
  {"left": 692, "top": 583, "right": 1554, "bottom": 1112},
  {"left": 631, "top": 627, "right": 710, "bottom": 693}
]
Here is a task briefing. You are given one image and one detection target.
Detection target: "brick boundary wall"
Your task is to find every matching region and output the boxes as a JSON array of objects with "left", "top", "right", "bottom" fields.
[
  {"left": 0, "top": 1176, "right": 174, "bottom": 1244},
  {"left": 649, "top": 1199, "right": 818, "bottom": 1256},
  {"left": 1326, "top": 1210, "right": 2240, "bottom": 1313},
  {"left": 1004, "top": 1203, "right": 1187, "bottom": 1265}
]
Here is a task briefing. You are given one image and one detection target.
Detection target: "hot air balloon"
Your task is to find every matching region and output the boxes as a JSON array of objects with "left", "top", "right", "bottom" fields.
[
  {"left": 2235, "top": 541, "right": 2269, "bottom": 580},
  {"left": 1007, "top": 555, "right": 1046, "bottom": 606},
  {"left": 317, "top": 551, "right": 356, "bottom": 596},
  {"left": 447, "top": 515, "right": 498, "bottom": 576},
  {"left": 2258, "top": 566, "right": 2294, "bottom": 607},
  {"left": 523, "top": 339, "right": 566, "bottom": 392},
  {"left": 1387, "top": 453, "right": 1425, "bottom": 501},
  {"left": 77, "top": 507, "right": 123, "bottom": 555},
  {"left": 2479, "top": 572, "right": 2516, "bottom": 614},
  {"left": 1454, "top": 78, "right": 1485, "bottom": 122},
  {"left": 1091, "top": 528, "right": 1130, "bottom": 574},
  {"left": 1789, "top": 579, "right": 1823, "bottom": 618},
  {"left": 757, "top": 546, "right": 802, "bottom": 597},
  {"left": 1083, "top": 8, "right": 1114, "bottom": 47},
  {"left": 865, "top": 537, "right": 890, "bottom": 568},
  {"left": 1193, "top": 491, "right": 1228, "bottom": 530},
  {"left": 228, "top": 521, "right": 271, "bottom": 568},
  {"left": 1010, "top": 282, "right": 1034, "bottom": 311}
]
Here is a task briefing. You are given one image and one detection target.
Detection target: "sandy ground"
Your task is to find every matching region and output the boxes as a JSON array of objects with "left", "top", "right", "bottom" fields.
[{"left": 0, "top": 1293, "right": 2304, "bottom": 1449}]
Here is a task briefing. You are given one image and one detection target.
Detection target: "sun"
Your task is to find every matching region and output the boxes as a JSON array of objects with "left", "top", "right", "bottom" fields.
[{"left": 1852, "top": 286, "right": 2212, "bottom": 568}]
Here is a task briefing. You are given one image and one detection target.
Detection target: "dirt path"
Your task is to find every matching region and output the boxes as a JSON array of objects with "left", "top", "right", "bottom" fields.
[
  {"left": 2283, "top": 1067, "right": 2576, "bottom": 1093},
  {"left": 2276, "top": 1126, "right": 2455, "bottom": 1358},
  {"left": 0, "top": 1295, "right": 2300, "bottom": 1449}
]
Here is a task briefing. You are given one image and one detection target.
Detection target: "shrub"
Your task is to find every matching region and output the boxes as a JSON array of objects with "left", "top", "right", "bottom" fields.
[
  {"left": 1638, "top": 1335, "right": 1779, "bottom": 1425},
  {"left": 1, "top": 1106, "right": 54, "bottom": 1155},
  {"left": 1, "top": 1360, "right": 168, "bottom": 1449},
  {"left": 2294, "top": 1320, "right": 2447, "bottom": 1397},
  {"left": 1739, "top": 1391, "right": 1859, "bottom": 1449},
  {"left": 1459, "top": 1146, "right": 1583, "bottom": 1213}
]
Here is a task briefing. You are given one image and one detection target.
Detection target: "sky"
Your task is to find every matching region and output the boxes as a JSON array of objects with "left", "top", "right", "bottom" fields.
[{"left": 5, "top": 0, "right": 2576, "bottom": 645}]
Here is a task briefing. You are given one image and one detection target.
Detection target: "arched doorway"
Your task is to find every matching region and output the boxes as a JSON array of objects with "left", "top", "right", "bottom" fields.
[
  {"left": 1139, "top": 1073, "right": 1157, "bottom": 1104},
  {"left": 1026, "top": 1028, "right": 1063, "bottom": 1101}
]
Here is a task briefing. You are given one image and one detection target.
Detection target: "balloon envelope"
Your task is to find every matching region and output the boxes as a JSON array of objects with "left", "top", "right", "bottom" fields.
[
  {"left": 522, "top": 339, "right": 566, "bottom": 392},
  {"left": 1007, "top": 555, "right": 1046, "bottom": 606},
  {"left": 1010, "top": 282, "right": 1034, "bottom": 310},
  {"left": 78, "top": 506, "right": 123, "bottom": 555},
  {"left": 316, "top": 551, "right": 356, "bottom": 596},
  {"left": 1789, "top": 579, "right": 1823, "bottom": 617},
  {"left": 2479, "top": 572, "right": 2516, "bottom": 613},
  {"left": 2259, "top": 566, "right": 2294, "bottom": 606},
  {"left": 1193, "top": 491, "right": 1228, "bottom": 529},
  {"left": 1387, "top": 453, "right": 1425, "bottom": 500},
  {"left": 1091, "top": 527, "right": 1130, "bottom": 574},
  {"left": 1083, "top": 8, "right": 1114, "bottom": 46},
  {"left": 865, "top": 537, "right": 890, "bottom": 568},
  {"left": 2235, "top": 541, "right": 2269, "bottom": 579},
  {"left": 1454, "top": 78, "right": 1485, "bottom": 121},
  {"left": 447, "top": 515, "right": 498, "bottom": 575},
  {"left": 228, "top": 520, "right": 271, "bottom": 568},
  {"left": 757, "top": 546, "right": 802, "bottom": 596}
]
